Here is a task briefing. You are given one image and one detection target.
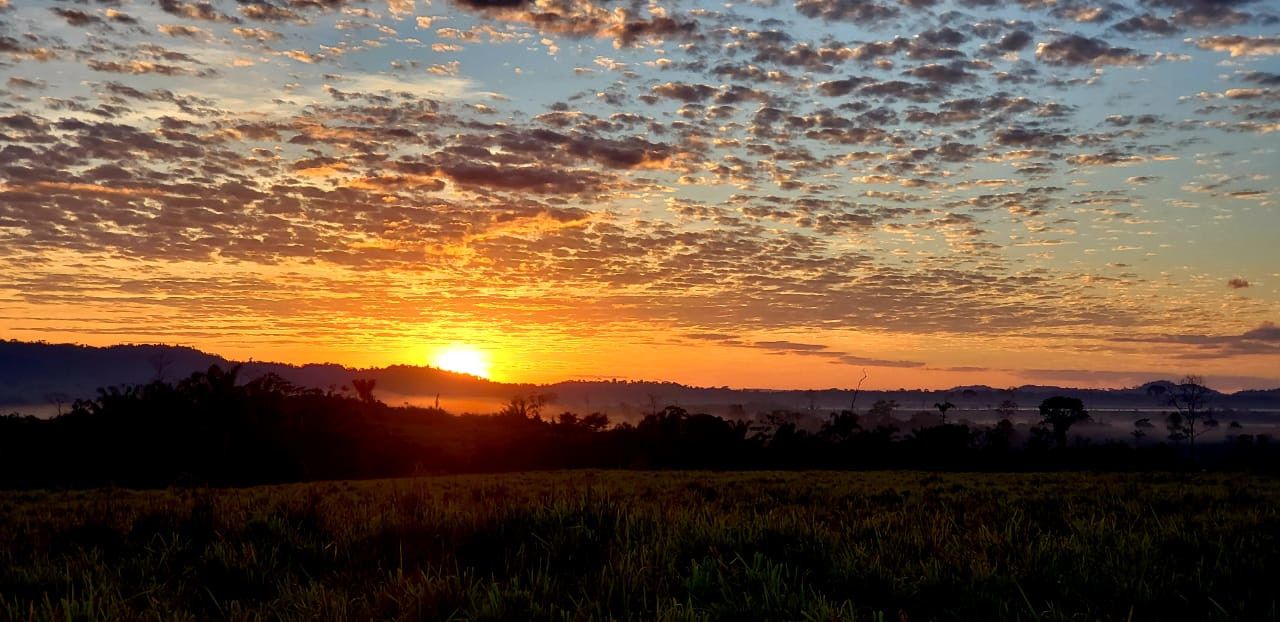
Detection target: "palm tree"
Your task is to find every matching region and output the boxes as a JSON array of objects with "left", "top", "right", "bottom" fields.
[{"left": 934, "top": 400, "right": 956, "bottom": 424}]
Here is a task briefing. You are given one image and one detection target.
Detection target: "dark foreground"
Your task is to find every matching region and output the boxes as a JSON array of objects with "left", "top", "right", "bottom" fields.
[{"left": 2, "top": 471, "right": 1278, "bottom": 621}]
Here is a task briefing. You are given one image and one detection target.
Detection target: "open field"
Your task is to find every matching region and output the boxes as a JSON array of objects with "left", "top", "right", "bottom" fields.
[{"left": 2, "top": 471, "right": 1278, "bottom": 621}]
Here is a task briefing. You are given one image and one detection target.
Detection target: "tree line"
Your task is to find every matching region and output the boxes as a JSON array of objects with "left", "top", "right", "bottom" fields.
[{"left": 1, "top": 367, "right": 1275, "bottom": 488}]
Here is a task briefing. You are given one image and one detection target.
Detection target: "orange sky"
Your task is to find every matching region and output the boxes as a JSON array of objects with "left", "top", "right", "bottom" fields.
[{"left": 1, "top": 0, "right": 1278, "bottom": 391}]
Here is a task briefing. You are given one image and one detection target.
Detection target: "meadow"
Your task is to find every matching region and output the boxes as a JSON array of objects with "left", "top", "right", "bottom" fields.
[{"left": 2, "top": 470, "right": 1278, "bottom": 621}]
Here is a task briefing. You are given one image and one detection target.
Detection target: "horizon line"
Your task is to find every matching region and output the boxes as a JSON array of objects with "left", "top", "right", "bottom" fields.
[{"left": 6, "top": 338, "right": 1279, "bottom": 395}]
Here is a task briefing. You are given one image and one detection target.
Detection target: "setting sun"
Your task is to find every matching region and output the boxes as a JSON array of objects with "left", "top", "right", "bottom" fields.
[{"left": 432, "top": 346, "right": 492, "bottom": 379}]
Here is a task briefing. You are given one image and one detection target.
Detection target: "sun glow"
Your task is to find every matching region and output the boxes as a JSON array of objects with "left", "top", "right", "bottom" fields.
[{"left": 432, "top": 346, "right": 492, "bottom": 379}]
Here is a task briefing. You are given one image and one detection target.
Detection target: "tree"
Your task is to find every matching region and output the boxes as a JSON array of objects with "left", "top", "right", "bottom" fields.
[
  {"left": 933, "top": 400, "right": 956, "bottom": 424},
  {"left": 849, "top": 369, "right": 869, "bottom": 413},
  {"left": 866, "top": 399, "right": 898, "bottom": 427},
  {"left": 984, "top": 418, "right": 1016, "bottom": 452},
  {"left": 579, "top": 412, "right": 610, "bottom": 431},
  {"left": 500, "top": 393, "right": 551, "bottom": 420},
  {"left": 351, "top": 378, "right": 377, "bottom": 404},
  {"left": 44, "top": 392, "right": 70, "bottom": 417},
  {"left": 1132, "top": 417, "right": 1153, "bottom": 447},
  {"left": 636, "top": 393, "right": 655, "bottom": 417},
  {"left": 820, "top": 410, "right": 860, "bottom": 442},
  {"left": 1166, "top": 375, "right": 1216, "bottom": 456},
  {"left": 147, "top": 352, "right": 174, "bottom": 382},
  {"left": 868, "top": 399, "right": 897, "bottom": 418},
  {"left": 995, "top": 399, "right": 1018, "bottom": 420},
  {"left": 1038, "top": 396, "right": 1089, "bottom": 450}
]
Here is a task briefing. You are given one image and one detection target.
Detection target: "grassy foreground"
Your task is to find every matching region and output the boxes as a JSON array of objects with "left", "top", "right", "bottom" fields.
[{"left": 2, "top": 471, "right": 1278, "bottom": 621}]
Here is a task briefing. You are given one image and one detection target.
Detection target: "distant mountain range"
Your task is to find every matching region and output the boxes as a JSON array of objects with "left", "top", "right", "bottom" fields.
[{"left": 4, "top": 340, "right": 1280, "bottom": 417}]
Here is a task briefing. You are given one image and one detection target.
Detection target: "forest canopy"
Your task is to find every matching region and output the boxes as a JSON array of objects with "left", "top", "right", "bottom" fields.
[{"left": 2, "top": 366, "right": 1276, "bottom": 489}]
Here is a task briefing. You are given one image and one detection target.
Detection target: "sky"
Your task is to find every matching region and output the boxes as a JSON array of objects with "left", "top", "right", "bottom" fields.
[{"left": 0, "top": 0, "right": 1278, "bottom": 390}]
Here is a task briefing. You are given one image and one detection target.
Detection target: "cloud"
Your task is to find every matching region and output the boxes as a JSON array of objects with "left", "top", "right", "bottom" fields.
[
  {"left": 240, "top": 2, "right": 306, "bottom": 23},
  {"left": 748, "top": 341, "right": 926, "bottom": 368},
  {"left": 87, "top": 60, "right": 203, "bottom": 76},
  {"left": 158, "top": 0, "right": 237, "bottom": 22},
  {"left": 992, "top": 30, "right": 1033, "bottom": 52},
  {"left": 1143, "top": 0, "right": 1260, "bottom": 29},
  {"left": 455, "top": 0, "right": 528, "bottom": 8},
  {"left": 6, "top": 76, "right": 46, "bottom": 90},
  {"left": 1112, "top": 14, "right": 1180, "bottom": 35},
  {"left": 446, "top": 0, "right": 701, "bottom": 48},
  {"left": 51, "top": 7, "right": 101, "bottom": 26},
  {"left": 994, "top": 127, "right": 1070, "bottom": 147},
  {"left": 1196, "top": 35, "right": 1280, "bottom": 57},
  {"left": 1067, "top": 151, "right": 1144, "bottom": 166},
  {"left": 794, "top": 0, "right": 900, "bottom": 24},
  {"left": 1110, "top": 323, "right": 1280, "bottom": 358},
  {"left": 0, "top": 0, "right": 1276, "bottom": 384},
  {"left": 331, "top": 73, "right": 480, "bottom": 100},
  {"left": 835, "top": 355, "right": 927, "bottom": 368},
  {"left": 1036, "top": 34, "right": 1150, "bottom": 66},
  {"left": 651, "top": 82, "right": 717, "bottom": 103},
  {"left": 754, "top": 340, "right": 829, "bottom": 352},
  {"left": 158, "top": 24, "right": 210, "bottom": 39},
  {"left": 1239, "top": 71, "right": 1280, "bottom": 86},
  {"left": 233, "top": 27, "right": 283, "bottom": 42},
  {"left": 387, "top": 0, "right": 415, "bottom": 18},
  {"left": 817, "top": 77, "right": 869, "bottom": 96},
  {"left": 904, "top": 63, "right": 977, "bottom": 84}
]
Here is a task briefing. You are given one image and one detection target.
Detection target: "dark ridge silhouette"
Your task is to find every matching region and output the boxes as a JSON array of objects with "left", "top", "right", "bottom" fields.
[
  {"left": 2, "top": 365, "right": 1277, "bottom": 489},
  {"left": 5, "top": 340, "right": 1280, "bottom": 418}
]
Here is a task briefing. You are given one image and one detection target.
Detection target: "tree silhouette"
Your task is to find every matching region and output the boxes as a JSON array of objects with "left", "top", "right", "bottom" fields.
[
  {"left": 849, "top": 369, "right": 869, "bottom": 413},
  {"left": 1166, "top": 375, "right": 1216, "bottom": 457},
  {"left": 984, "top": 418, "right": 1016, "bottom": 452},
  {"left": 643, "top": 393, "right": 662, "bottom": 418},
  {"left": 147, "top": 352, "right": 174, "bottom": 382},
  {"left": 1132, "top": 417, "right": 1153, "bottom": 447},
  {"left": 579, "top": 412, "right": 609, "bottom": 431},
  {"left": 1038, "top": 396, "right": 1088, "bottom": 450},
  {"left": 6, "top": 364, "right": 1278, "bottom": 490},
  {"left": 43, "top": 392, "right": 70, "bottom": 417},
  {"left": 351, "top": 378, "right": 377, "bottom": 404},
  {"left": 933, "top": 400, "right": 955, "bottom": 424},
  {"left": 820, "top": 410, "right": 860, "bottom": 443},
  {"left": 501, "top": 393, "right": 555, "bottom": 420},
  {"left": 866, "top": 399, "right": 898, "bottom": 428}
]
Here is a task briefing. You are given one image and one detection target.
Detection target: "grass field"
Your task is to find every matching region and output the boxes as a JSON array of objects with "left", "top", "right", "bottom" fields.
[{"left": 2, "top": 471, "right": 1278, "bottom": 621}]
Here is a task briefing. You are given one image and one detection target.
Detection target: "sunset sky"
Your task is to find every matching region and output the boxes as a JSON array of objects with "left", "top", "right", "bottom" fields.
[{"left": 1, "top": 0, "right": 1277, "bottom": 390}]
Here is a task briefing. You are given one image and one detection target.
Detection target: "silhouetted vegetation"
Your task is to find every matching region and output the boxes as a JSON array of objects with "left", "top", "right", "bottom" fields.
[
  {"left": 1165, "top": 374, "right": 1218, "bottom": 456},
  {"left": 2, "top": 365, "right": 1278, "bottom": 489},
  {"left": 1038, "top": 396, "right": 1089, "bottom": 450},
  {"left": 2, "top": 472, "right": 1278, "bottom": 620}
]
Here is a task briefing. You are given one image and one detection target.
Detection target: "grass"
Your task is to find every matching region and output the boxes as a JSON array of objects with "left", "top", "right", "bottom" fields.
[{"left": 2, "top": 471, "right": 1278, "bottom": 621}]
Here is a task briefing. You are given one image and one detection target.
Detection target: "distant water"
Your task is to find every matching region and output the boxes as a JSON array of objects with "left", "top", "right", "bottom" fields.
[{"left": 7, "top": 400, "right": 1279, "bottom": 442}]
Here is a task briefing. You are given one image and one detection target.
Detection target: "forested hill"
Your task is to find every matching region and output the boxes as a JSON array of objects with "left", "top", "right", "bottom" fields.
[
  {"left": 3, "top": 340, "right": 1280, "bottom": 415},
  {"left": 0, "top": 340, "right": 517, "bottom": 408}
]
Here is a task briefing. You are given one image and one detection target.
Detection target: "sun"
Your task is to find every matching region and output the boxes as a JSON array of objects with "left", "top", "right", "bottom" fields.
[{"left": 432, "top": 346, "right": 491, "bottom": 379}]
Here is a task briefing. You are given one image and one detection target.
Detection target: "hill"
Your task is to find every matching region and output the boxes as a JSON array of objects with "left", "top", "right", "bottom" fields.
[{"left": 3, "top": 340, "right": 1280, "bottom": 418}]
